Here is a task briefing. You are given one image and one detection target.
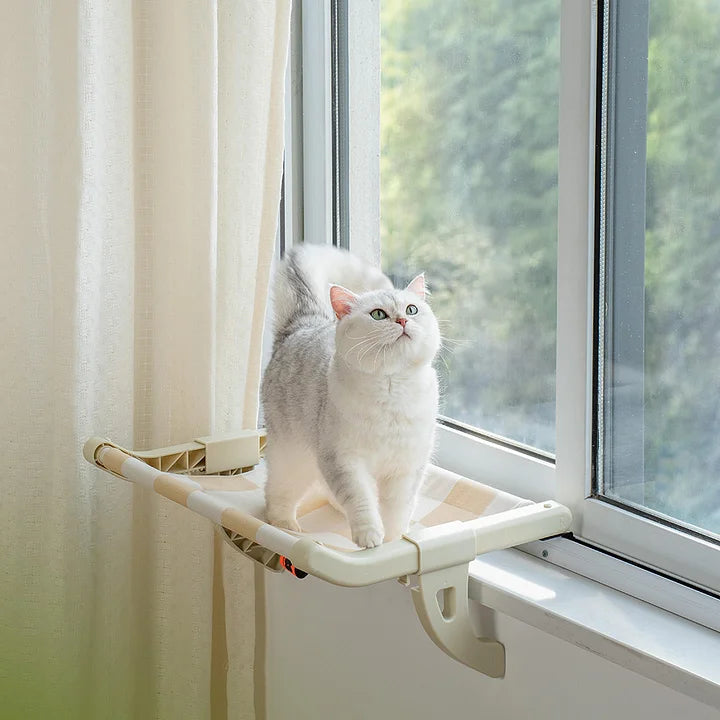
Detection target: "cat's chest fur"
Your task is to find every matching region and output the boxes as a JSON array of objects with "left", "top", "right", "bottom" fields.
[{"left": 327, "top": 364, "right": 438, "bottom": 474}]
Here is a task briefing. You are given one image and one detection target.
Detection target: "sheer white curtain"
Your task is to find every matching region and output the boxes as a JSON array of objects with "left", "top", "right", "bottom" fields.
[{"left": 0, "top": 2, "right": 290, "bottom": 718}]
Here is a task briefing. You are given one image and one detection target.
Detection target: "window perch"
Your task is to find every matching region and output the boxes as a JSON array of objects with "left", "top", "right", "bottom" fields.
[{"left": 84, "top": 432, "right": 571, "bottom": 677}]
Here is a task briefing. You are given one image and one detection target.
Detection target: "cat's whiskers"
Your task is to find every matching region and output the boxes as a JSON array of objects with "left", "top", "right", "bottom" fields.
[
  {"left": 343, "top": 334, "right": 383, "bottom": 359},
  {"left": 342, "top": 328, "right": 386, "bottom": 360},
  {"left": 343, "top": 328, "right": 382, "bottom": 360},
  {"left": 422, "top": 331, "right": 458, "bottom": 377},
  {"left": 342, "top": 332, "right": 385, "bottom": 364},
  {"left": 373, "top": 342, "right": 385, "bottom": 372},
  {"left": 436, "top": 349, "right": 452, "bottom": 376},
  {"left": 359, "top": 338, "right": 385, "bottom": 364},
  {"left": 345, "top": 341, "right": 381, "bottom": 364},
  {"left": 437, "top": 328, "right": 466, "bottom": 356},
  {"left": 343, "top": 328, "right": 386, "bottom": 341}
]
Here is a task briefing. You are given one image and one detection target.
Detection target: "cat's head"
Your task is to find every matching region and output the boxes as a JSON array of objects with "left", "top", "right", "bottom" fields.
[{"left": 330, "top": 274, "right": 440, "bottom": 375}]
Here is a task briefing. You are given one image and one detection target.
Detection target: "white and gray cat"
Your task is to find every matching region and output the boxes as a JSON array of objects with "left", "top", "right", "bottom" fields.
[{"left": 261, "top": 245, "right": 440, "bottom": 548}]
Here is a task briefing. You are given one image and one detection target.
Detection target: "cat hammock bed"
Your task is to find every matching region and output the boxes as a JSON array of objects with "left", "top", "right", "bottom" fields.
[{"left": 84, "top": 431, "right": 571, "bottom": 678}]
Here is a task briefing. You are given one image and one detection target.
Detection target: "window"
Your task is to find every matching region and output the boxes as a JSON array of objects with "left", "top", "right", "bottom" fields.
[
  {"left": 557, "top": 0, "right": 720, "bottom": 595},
  {"left": 597, "top": 0, "right": 720, "bottom": 541},
  {"left": 380, "top": 0, "right": 560, "bottom": 456},
  {"left": 290, "top": 0, "right": 720, "bottom": 599}
]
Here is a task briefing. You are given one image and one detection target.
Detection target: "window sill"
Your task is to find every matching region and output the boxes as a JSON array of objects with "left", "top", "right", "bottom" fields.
[{"left": 468, "top": 548, "right": 720, "bottom": 711}]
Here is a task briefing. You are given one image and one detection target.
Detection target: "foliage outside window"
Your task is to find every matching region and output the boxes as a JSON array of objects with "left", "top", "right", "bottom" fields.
[{"left": 380, "top": 0, "right": 559, "bottom": 454}]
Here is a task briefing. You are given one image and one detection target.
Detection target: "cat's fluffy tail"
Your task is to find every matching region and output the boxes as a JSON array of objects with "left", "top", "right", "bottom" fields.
[{"left": 271, "top": 245, "right": 392, "bottom": 337}]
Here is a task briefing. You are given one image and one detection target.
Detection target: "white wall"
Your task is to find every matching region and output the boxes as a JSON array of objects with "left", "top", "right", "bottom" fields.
[{"left": 263, "top": 573, "right": 717, "bottom": 720}]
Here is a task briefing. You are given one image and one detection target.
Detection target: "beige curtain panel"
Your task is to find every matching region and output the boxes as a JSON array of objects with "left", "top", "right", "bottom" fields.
[{"left": 0, "top": 2, "right": 291, "bottom": 718}]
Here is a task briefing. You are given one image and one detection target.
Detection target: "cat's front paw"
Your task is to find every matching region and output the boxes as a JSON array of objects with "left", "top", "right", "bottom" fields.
[
  {"left": 266, "top": 511, "right": 301, "bottom": 533},
  {"left": 352, "top": 524, "right": 384, "bottom": 549}
]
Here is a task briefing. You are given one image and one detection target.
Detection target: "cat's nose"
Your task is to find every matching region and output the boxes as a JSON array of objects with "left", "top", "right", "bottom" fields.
[{"left": 396, "top": 318, "right": 407, "bottom": 328}]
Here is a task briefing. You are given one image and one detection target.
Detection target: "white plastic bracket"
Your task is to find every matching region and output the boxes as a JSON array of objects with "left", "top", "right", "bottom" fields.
[
  {"left": 194, "top": 431, "right": 264, "bottom": 474},
  {"left": 402, "top": 522, "right": 505, "bottom": 677}
]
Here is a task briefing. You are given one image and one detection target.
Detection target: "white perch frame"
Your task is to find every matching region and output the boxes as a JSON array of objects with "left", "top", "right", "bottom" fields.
[{"left": 84, "top": 432, "right": 571, "bottom": 678}]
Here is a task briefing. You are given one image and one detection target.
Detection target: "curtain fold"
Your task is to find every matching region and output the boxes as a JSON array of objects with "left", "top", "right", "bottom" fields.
[{"left": 0, "top": 2, "right": 291, "bottom": 718}]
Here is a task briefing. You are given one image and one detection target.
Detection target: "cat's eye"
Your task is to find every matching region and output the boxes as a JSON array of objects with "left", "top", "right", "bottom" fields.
[
  {"left": 370, "top": 308, "right": 388, "bottom": 320},
  {"left": 406, "top": 304, "right": 419, "bottom": 316}
]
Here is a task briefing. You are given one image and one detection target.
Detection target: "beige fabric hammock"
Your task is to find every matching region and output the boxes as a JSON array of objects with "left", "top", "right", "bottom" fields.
[{"left": 90, "top": 440, "right": 532, "bottom": 554}]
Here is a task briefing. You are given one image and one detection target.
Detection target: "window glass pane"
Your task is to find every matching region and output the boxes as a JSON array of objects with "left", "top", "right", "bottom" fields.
[
  {"left": 599, "top": 0, "right": 720, "bottom": 538},
  {"left": 380, "top": 0, "right": 560, "bottom": 454}
]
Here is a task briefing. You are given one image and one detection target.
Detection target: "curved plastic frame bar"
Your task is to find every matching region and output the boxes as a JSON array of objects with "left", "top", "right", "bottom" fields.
[
  {"left": 84, "top": 435, "right": 572, "bottom": 678},
  {"left": 83, "top": 433, "right": 267, "bottom": 477},
  {"left": 284, "top": 503, "right": 571, "bottom": 588}
]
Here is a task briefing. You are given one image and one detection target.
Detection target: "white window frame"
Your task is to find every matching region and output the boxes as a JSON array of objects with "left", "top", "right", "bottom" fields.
[
  {"left": 288, "top": 0, "right": 720, "bottom": 609},
  {"left": 555, "top": 0, "right": 720, "bottom": 596},
  {"left": 283, "top": 0, "right": 381, "bottom": 258}
]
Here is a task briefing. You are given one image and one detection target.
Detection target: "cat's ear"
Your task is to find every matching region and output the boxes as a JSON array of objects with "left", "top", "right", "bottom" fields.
[
  {"left": 406, "top": 273, "right": 426, "bottom": 300},
  {"left": 330, "top": 285, "right": 358, "bottom": 320}
]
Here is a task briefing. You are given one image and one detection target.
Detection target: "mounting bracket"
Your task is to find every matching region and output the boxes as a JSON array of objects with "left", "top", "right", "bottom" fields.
[{"left": 402, "top": 520, "right": 504, "bottom": 677}]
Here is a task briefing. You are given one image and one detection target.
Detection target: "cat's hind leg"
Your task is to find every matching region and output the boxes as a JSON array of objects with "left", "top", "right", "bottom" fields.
[{"left": 264, "top": 441, "right": 316, "bottom": 532}]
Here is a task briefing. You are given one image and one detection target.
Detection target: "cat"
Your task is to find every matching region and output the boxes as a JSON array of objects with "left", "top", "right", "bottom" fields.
[{"left": 261, "top": 245, "right": 440, "bottom": 548}]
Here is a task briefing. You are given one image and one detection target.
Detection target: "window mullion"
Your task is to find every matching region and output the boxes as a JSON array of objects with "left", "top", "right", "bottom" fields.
[
  {"left": 555, "top": 0, "right": 598, "bottom": 511},
  {"left": 301, "top": 0, "right": 334, "bottom": 247}
]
